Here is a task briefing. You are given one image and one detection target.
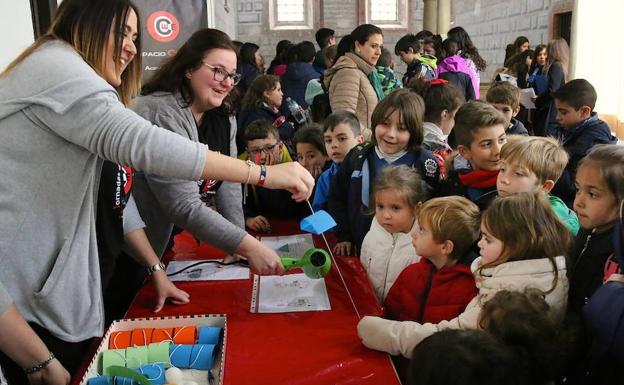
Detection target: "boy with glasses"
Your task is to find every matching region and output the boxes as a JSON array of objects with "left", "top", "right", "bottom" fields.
[{"left": 239, "top": 120, "right": 306, "bottom": 232}]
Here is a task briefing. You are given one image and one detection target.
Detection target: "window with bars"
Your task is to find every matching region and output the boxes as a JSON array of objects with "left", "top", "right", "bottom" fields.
[
  {"left": 362, "top": 0, "right": 409, "bottom": 29},
  {"left": 270, "top": 0, "right": 313, "bottom": 29}
]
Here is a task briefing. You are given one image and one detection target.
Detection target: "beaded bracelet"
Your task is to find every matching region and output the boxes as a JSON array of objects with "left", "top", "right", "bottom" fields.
[{"left": 24, "top": 352, "right": 55, "bottom": 374}]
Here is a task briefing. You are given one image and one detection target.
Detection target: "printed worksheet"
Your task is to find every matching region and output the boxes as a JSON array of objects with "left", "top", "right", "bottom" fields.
[
  {"left": 251, "top": 273, "right": 331, "bottom": 313},
  {"left": 259, "top": 234, "right": 315, "bottom": 258},
  {"left": 166, "top": 260, "right": 250, "bottom": 282}
]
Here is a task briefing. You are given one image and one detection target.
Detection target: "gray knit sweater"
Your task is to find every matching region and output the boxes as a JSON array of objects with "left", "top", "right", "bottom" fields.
[
  {"left": 0, "top": 41, "right": 206, "bottom": 341},
  {"left": 130, "top": 92, "right": 246, "bottom": 257}
]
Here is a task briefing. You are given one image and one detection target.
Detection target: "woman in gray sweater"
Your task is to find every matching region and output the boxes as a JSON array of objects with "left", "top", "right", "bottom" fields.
[{"left": 0, "top": 1, "right": 313, "bottom": 384}]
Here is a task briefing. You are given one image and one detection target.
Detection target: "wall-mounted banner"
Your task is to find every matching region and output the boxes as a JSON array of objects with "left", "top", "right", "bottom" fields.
[{"left": 134, "top": 0, "right": 207, "bottom": 81}]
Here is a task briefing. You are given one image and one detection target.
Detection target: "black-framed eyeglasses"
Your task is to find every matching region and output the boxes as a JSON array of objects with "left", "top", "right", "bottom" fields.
[
  {"left": 247, "top": 141, "right": 282, "bottom": 155},
  {"left": 201, "top": 62, "right": 242, "bottom": 85}
]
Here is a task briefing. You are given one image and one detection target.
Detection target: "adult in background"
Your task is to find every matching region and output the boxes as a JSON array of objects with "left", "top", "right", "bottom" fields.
[
  {"left": 504, "top": 35, "right": 529, "bottom": 67},
  {"left": 533, "top": 38, "right": 569, "bottom": 137},
  {"left": 106, "top": 29, "right": 258, "bottom": 323},
  {"left": 447, "top": 26, "right": 487, "bottom": 98},
  {"left": 324, "top": 24, "right": 384, "bottom": 139},
  {"left": 314, "top": 27, "right": 336, "bottom": 74},
  {"left": 281, "top": 41, "right": 322, "bottom": 109},
  {"left": 266, "top": 39, "right": 292, "bottom": 76},
  {"left": 238, "top": 42, "right": 264, "bottom": 96},
  {"left": 0, "top": 1, "right": 313, "bottom": 383}
]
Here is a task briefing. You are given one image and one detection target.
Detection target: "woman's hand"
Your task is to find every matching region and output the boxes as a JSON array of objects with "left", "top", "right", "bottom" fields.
[
  {"left": 236, "top": 234, "right": 285, "bottom": 275},
  {"left": 27, "top": 358, "right": 70, "bottom": 385},
  {"left": 246, "top": 216, "right": 271, "bottom": 232},
  {"left": 151, "top": 271, "right": 190, "bottom": 313},
  {"left": 263, "top": 162, "right": 314, "bottom": 201},
  {"left": 333, "top": 241, "right": 353, "bottom": 256}
]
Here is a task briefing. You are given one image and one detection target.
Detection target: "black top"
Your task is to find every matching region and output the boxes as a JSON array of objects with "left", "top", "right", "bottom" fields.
[
  {"left": 97, "top": 161, "right": 133, "bottom": 290},
  {"left": 567, "top": 227, "right": 615, "bottom": 315}
]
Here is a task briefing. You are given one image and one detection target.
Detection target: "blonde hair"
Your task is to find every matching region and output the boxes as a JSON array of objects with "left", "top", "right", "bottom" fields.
[
  {"left": 544, "top": 38, "right": 569, "bottom": 82},
  {"left": 500, "top": 135, "right": 568, "bottom": 184},
  {"left": 418, "top": 196, "right": 481, "bottom": 260},
  {"left": 1, "top": 0, "right": 141, "bottom": 106},
  {"left": 372, "top": 165, "right": 428, "bottom": 210},
  {"left": 480, "top": 191, "right": 570, "bottom": 292}
]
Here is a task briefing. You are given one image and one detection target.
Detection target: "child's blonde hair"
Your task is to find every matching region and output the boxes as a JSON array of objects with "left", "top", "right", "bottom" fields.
[
  {"left": 418, "top": 196, "right": 480, "bottom": 260},
  {"left": 372, "top": 165, "right": 427, "bottom": 211},
  {"left": 500, "top": 135, "right": 569, "bottom": 184},
  {"left": 578, "top": 144, "right": 624, "bottom": 204},
  {"left": 370, "top": 89, "right": 425, "bottom": 151},
  {"left": 481, "top": 191, "right": 570, "bottom": 292},
  {"left": 453, "top": 101, "right": 506, "bottom": 147}
]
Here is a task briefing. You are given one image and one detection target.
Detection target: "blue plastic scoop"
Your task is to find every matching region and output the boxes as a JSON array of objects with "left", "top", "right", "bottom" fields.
[{"left": 300, "top": 210, "right": 336, "bottom": 234}]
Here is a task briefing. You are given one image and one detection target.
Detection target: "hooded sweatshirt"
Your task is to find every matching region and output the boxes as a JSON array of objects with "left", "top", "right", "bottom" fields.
[
  {"left": 0, "top": 41, "right": 206, "bottom": 341},
  {"left": 280, "top": 62, "right": 321, "bottom": 109},
  {"left": 435, "top": 55, "right": 480, "bottom": 99}
]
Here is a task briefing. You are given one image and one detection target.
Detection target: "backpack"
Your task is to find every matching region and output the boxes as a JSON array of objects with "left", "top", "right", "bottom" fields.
[{"left": 310, "top": 75, "right": 332, "bottom": 123}]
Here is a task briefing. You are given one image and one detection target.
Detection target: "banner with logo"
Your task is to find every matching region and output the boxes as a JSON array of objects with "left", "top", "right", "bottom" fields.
[{"left": 134, "top": 0, "right": 207, "bottom": 81}]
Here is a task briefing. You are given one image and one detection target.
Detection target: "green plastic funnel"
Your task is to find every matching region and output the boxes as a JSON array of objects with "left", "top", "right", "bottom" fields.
[{"left": 281, "top": 248, "right": 331, "bottom": 279}]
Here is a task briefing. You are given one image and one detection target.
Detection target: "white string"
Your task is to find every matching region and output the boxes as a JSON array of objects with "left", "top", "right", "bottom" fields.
[
  {"left": 189, "top": 345, "right": 206, "bottom": 368},
  {"left": 137, "top": 363, "right": 163, "bottom": 381},
  {"left": 306, "top": 201, "right": 361, "bottom": 319}
]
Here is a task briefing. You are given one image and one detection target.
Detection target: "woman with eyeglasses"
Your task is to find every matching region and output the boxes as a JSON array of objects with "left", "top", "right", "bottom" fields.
[
  {"left": 102, "top": 29, "right": 251, "bottom": 326},
  {"left": 0, "top": 2, "right": 313, "bottom": 383},
  {"left": 237, "top": 74, "right": 296, "bottom": 154},
  {"left": 129, "top": 29, "right": 300, "bottom": 293}
]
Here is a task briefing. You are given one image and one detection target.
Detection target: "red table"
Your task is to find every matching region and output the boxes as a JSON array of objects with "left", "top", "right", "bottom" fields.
[{"left": 77, "top": 220, "right": 401, "bottom": 385}]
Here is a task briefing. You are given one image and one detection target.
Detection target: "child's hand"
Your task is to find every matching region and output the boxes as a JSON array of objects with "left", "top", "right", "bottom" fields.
[
  {"left": 264, "top": 150, "right": 277, "bottom": 166},
  {"left": 308, "top": 164, "right": 324, "bottom": 179},
  {"left": 151, "top": 271, "right": 190, "bottom": 313},
  {"left": 246, "top": 216, "right": 271, "bottom": 232},
  {"left": 333, "top": 241, "right": 353, "bottom": 256}
]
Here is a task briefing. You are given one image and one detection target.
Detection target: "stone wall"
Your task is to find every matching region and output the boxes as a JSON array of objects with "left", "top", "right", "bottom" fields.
[
  {"left": 232, "top": 0, "right": 568, "bottom": 83},
  {"left": 213, "top": 0, "right": 239, "bottom": 38},
  {"left": 452, "top": 0, "right": 558, "bottom": 82},
  {"left": 235, "top": 0, "right": 425, "bottom": 78}
]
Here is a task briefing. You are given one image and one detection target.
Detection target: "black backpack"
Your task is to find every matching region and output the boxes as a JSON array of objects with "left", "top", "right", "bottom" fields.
[{"left": 310, "top": 75, "right": 332, "bottom": 123}]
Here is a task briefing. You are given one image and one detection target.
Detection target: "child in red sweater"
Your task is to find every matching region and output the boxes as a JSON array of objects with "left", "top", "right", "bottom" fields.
[{"left": 384, "top": 195, "right": 480, "bottom": 324}]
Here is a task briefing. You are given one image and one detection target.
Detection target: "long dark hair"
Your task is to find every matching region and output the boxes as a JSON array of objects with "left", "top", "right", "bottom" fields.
[
  {"left": 2, "top": 0, "right": 142, "bottom": 106},
  {"left": 141, "top": 28, "right": 236, "bottom": 106},
  {"left": 240, "top": 42, "right": 260, "bottom": 69},
  {"left": 240, "top": 74, "right": 280, "bottom": 111},
  {"left": 335, "top": 24, "right": 382, "bottom": 62},
  {"left": 447, "top": 26, "right": 486, "bottom": 71},
  {"left": 529, "top": 44, "right": 547, "bottom": 74},
  {"left": 268, "top": 40, "right": 292, "bottom": 70}
]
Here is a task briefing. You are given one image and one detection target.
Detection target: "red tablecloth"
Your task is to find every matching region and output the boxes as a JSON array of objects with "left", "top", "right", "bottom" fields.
[{"left": 74, "top": 220, "right": 401, "bottom": 385}]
